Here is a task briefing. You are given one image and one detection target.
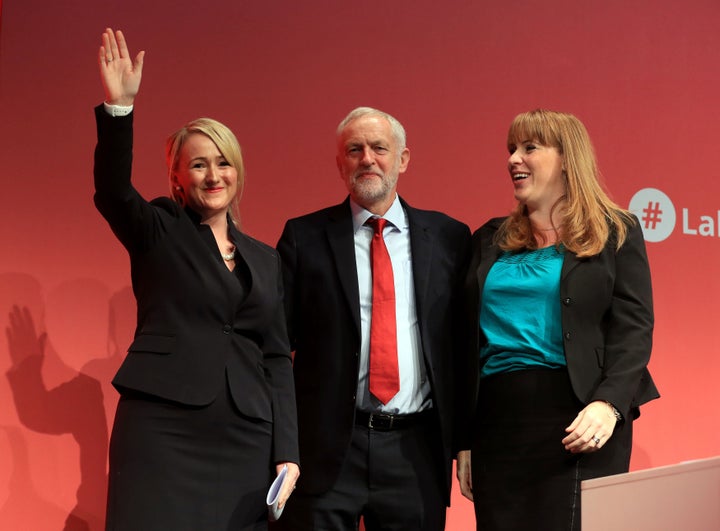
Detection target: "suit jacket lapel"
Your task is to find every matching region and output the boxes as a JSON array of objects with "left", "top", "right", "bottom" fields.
[
  {"left": 403, "top": 201, "right": 433, "bottom": 323},
  {"left": 183, "top": 208, "right": 246, "bottom": 300},
  {"left": 326, "top": 200, "right": 362, "bottom": 336},
  {"left": 475, "top": 220, "right": 503, "bottom": 295},
  {"left": 232, "top": 229, "right": 257, "bottom": 294},
  {"left": 561, "top": 249, "right": 582, "bottom": 280}
]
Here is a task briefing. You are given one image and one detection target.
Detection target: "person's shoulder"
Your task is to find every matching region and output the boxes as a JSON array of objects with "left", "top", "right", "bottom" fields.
[
  {"left": 413, "top": 208, "right": 465, "bottom": 226},
  {"left": 623, "top": 212, "right": 642, "bottom": 233},
  {"left": 471, "top": 216, "right": 506, "bottom": 243},
  {"left": 401, "top": 200, "right": 468, "bottom": 231},
  {"left": 277, "top": 201, "right": 351, "bottom": 248},
  {"left": 284, "top": 201, "right": 349, "bottom": 227},
  {"left": 149, "top": 196, "right": 177, "bottom": 208},
  {"left": 148, "top": 196, "right": 183, "bottom": 217},
  {"left": 238, "top": 232, "right": 278, "bottom": 258},
  {"left": 478, "top": 216, "right": 506, "bottom": 232},
  {"left": 608, "top": 211, "right": 645, "bottom": 251}
]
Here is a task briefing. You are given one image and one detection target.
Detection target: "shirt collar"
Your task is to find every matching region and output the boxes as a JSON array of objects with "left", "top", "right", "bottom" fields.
[
  {"left": 184, "top": 206, "right": 241, "bottom": 242},
  {"left": 349, "top": 195, "right": 406, "bottom": 234}
]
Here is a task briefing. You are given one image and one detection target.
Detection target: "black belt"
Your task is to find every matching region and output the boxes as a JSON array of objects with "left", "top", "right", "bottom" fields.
[{"left": 355, "top": 409, "right": 433, "bottom": 431}]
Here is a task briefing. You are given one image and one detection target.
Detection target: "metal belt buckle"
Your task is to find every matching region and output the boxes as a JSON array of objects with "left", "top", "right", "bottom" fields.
[{"left": 368, "top": 413, "right": 393, "bottom": 430}]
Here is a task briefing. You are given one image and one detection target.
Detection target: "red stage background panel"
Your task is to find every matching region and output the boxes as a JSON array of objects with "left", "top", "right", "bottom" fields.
[{"left": 1, "top": 1, "right": 718, "bottom": 528}]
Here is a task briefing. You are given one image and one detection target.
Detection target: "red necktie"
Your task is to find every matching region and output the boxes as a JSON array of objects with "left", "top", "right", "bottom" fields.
[{"left": 367, "top": 217, "right": 399, "bottom": 404}]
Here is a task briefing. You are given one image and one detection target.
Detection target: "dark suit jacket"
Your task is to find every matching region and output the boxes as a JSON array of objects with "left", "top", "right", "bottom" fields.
[
  {"left": 459, "top": 216, "right": 659, "bottom": 448},
  {"left": 93, "top": 106, "right": 298, "bottom": 462},
  {"left": 277, "top": 197, "right": 470, "bottom": 501}
]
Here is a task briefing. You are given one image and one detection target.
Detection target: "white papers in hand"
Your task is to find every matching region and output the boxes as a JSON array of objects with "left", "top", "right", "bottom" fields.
[{"left": 266, "top": 464, "right": 288, "bottom": 521}]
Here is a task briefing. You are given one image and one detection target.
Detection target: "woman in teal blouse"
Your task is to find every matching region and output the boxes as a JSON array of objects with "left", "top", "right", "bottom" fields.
[{"left": 457, "top": 109, "right": 659, "bottom": 531}]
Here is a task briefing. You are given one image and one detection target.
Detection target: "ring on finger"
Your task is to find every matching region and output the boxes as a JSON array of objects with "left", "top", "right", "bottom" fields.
[{"left": 592, "top": 435, "right": 601, "bottom": 445}]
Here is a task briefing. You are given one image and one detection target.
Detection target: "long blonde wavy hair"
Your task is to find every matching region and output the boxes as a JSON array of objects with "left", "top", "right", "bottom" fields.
[{"left": 497, "top": 109, "right": 634, "bottom": 257}]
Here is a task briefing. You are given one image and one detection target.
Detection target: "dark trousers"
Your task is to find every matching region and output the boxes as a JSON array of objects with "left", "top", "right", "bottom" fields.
[{"left": 277, "top": 412, "right": 446, "bottom": 531}]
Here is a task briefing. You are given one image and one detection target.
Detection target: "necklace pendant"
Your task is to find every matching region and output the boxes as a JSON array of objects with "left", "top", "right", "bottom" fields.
[{"left": 221, "top": 247, "right": 236, "bottom": 261}]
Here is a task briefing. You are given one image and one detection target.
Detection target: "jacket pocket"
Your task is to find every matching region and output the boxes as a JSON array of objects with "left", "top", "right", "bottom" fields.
[
  {"left": 594, "top": 347, "right": 605, "bottom": 368},
  {"left": 128, "top": 334, "right": 176, "bottom": 354}
]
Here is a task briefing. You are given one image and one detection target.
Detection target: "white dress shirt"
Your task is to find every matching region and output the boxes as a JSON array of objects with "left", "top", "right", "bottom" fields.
[{"left": 350, "top": 196, "right": 431, "bottom": 414}]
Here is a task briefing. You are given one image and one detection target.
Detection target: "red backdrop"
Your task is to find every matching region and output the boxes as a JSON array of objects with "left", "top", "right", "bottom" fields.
[{"left": 1, "top": 1, "right": 719, "bottom": 528}]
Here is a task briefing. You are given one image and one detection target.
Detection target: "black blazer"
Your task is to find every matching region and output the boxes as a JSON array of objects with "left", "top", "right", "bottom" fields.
[
  {"left": 460, "top": 216, "right": 659, "bottom": 448},
  {"left": 277, "top": 197, "right": 470, "bottom": 500},
  {"left": 93, "top": 106, "right": 298, "bottom": 462}
]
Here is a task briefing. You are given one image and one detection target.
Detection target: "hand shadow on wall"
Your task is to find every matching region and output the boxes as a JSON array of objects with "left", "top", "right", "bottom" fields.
[{"left": 2, "top": 276, "right": 134, "bottom": 531}]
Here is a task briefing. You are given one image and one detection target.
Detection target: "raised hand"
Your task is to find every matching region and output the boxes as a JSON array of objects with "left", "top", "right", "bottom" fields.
[
  {"left": 98, "top": 28, "right": 145, "bottom": 106},
  {"left": 6, "top": 305, "right": 46, "bottom": 367}
]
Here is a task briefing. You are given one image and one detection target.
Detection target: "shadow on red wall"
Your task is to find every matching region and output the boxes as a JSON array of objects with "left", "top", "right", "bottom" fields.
[{"left": 1, "top": 275, "right": 134, "bottom": 530}]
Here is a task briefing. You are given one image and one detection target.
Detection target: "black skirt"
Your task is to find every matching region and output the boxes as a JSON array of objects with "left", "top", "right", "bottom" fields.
[
  {"left": 106, "top": 371, "right": 273, "bottom": 531},
  {"left": 471, "top": 369, "right": 632, "bottom": 531}
]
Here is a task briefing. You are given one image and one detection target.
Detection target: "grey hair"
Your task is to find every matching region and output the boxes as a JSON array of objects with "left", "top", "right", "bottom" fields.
[{"left": 336, "top": 107, "right": 407, "bottom": 150}]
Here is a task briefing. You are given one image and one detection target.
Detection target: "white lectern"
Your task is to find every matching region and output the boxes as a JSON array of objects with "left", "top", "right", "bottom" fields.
[{"left": 581, "top": 455, "right": 720, "bottom": 531}]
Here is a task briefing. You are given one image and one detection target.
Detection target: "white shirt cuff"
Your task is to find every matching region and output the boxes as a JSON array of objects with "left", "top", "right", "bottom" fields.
[{"left": 103, "top": 102, "right": 134, "bottom": 117}]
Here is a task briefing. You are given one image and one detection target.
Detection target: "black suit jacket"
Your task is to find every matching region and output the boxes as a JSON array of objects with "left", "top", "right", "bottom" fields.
[
  {"left": 277, "top": 197, "right": 470, "bottom": 501},
  {"left": 459, "top": 216, "right": 659, "bottom": 448},
  {"left": 93, "top": 106, "right": 298, "bottom": 462}
]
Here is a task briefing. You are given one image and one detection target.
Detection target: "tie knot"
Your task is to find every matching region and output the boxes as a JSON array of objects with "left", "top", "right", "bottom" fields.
[{"left": 367, "top": 217, "right": 388, "bottom": 235}]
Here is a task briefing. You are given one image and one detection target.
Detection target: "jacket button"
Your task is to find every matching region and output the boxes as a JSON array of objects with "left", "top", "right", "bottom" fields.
[
  {"left": 564, "top": 331, "right": 571, "bottom": 341},
  {"left": 563, "top": 297, "right": 572, "bottom": 306},
  {"left": 223, "top": 324, "right": 232, "bottom": 334}
]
